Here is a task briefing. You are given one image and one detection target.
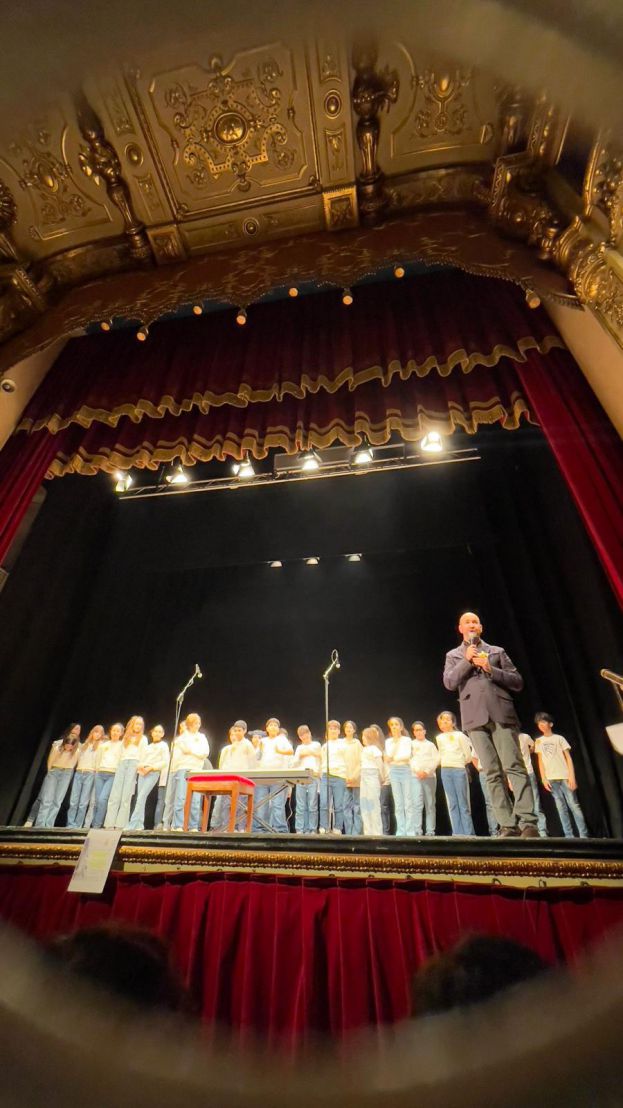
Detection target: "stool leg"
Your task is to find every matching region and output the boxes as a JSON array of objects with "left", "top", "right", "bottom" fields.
[
  {"left": 227, "top": 786, "right": 238, "bottom": 833},
  {"left": 246, "top": 791, "right": 254, "bottom": 832},
  {"left": 201, "top": 793, "right": 210, "bottom": 833},
  {"left": 183, "top": 782, "right": 192, "bottom": 831}
]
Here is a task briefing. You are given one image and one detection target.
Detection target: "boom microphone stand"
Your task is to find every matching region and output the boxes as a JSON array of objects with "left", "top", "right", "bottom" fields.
[
  {"left": 173, "top": 663, "right": 202, "bottom": 739},
  {"left": 322, "top": 649, "right": 341, "bottom": 832}
]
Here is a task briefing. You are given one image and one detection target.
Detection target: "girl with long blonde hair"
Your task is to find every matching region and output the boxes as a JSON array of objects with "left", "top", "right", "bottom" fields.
[{"left": 104, "top": 716, "right": 148, "bottom": 829}]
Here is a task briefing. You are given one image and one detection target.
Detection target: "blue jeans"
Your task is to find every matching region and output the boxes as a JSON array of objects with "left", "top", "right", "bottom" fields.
[
  {"left": 128, "top": 771, "right": 160, "bottom": 830},
  {"left": 66, "top": 772, "right": 95, "bottom": 829},
  {"left": 380, "top": 784, "right": 392, "bottom": 835},
  {"left": 91, "top": 772, "right": 115, "bottom": 828},
  {"left": 389, "top": 765, "right": 414, "bottom": 835},
  {"left": 253, "top": 783, "right": 289, "bottom": 832},
  {"left": 295, "top": 779, "right": 319, "bottom": 833},
  {"left": 171, "top": 768, "right": 202, "bottom": 831},
  {"left": 211, "top": 793, "right": 249, "bottom": 832},
  {"left": 360, "top": 769, "right": 383, "bottom": 835},
  {"left": 528, "top": 773, "right": 548, "bottom": 836},
  {"left": 411, "top": 775, "right": 437, "bottom": 835},
  {"left": 343, "top": 786, "right": 363, "bottom": 835},
  {"left": 35, "top": 768, "right": 75, "bottom": 828},
  {"left": 478, "top": 770, "right": 499, "bottom": 836},
  {"left": 441, "top": 767, "right": 475, "bottom": 836},
  {"left": 154, "top": 785, "right": 166, "bottom": 829},
  {"left": 319, "top": 775, "right": 346, "bottom": 832},
  {"left": 105, "top": 760, "right": 138, "bottom": 829},
  {"left": 550, "top": 780, "right": 588, "bottom": 837}
]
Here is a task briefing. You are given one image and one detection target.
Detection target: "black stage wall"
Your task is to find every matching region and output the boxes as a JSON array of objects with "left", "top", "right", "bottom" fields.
[{"left": 1, "top": 428, "right": 622, "bottom": 833}]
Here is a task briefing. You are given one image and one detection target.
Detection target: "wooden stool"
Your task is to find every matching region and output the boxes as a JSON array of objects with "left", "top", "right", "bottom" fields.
[{"left": 183, "top": 773, "right": 255, "bottom": 832}]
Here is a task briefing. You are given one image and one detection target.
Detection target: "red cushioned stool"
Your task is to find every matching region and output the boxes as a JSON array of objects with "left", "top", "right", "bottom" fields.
[{"left": 184, "top": 773, "right": 256, "bottom": 832}]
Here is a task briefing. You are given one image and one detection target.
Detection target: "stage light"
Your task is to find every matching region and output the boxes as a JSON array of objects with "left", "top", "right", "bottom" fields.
[
  {"left": 236, "top": 307, "right": 248, "bottom": 325},
  {"left": 353, "top": 437, "right": 373, "bottom": 465},
  {"left": 238, "top": 456, "right": 256, "bottom": 479},
  {"left": 420, "top": 431, "right": 444, "bottom": 454},
  {"left": 301, "top": 450, "right": 320, "bottom": 472},
  {"left": 0, "top": 378, "right": 16, "bottom": 394},
  {"left": 165, "top": 463, "right": 189, "bottom": 486},
  {"left": 288, "top": 286, "right": 299, "bottom": 297},
  {"left": 393, "top": 265, "right": 405, "bottom": 278},
  {"left": 270, "top": 560, "right": 283, "bottom": 568},
  {"left": 525, "top": 289, "right": 541, "bottom": 309},
  {"left": 114, "top": 470, "right": 133, "bottom": 493},
  {"left": 342, "top": 288, "right": 353, "bottom": 305},
  {"left": 100, "top": 319, "right": 112, "bottom": 331},
  {"left": 192, "top": 304, "right": 203, "bottom": 315},
  {"left": 136, "top": 325, "right": 149, "bottom": 342},
  {"left": 347, "top": 553, "right": 362, "bottom": 562},
  {"left": 305, "top": 556, "right": 319, "bottom": 565}
]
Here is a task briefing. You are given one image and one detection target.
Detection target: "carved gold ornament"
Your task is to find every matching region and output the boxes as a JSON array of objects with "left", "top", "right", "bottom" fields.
[{"left": 413, "top": 69, "right": 472, "bottom": 139}]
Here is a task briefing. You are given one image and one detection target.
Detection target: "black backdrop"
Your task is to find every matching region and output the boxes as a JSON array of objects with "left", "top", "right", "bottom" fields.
[{"left": 1, "top": 427, "right": 622, "bottom": 834}]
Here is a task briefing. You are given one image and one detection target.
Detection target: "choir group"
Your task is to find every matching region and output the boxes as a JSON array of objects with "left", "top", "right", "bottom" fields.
[{"left": 25, "top": 708, "right": 588, "bottom": 838}]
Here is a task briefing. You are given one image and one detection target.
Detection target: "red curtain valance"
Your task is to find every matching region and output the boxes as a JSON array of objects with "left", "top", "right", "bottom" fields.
[{"left": 17, "top": 272, "right": 563, "bottom": 434}]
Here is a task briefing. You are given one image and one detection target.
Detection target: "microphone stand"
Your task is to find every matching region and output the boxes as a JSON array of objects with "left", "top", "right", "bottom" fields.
[
  {"left": 173, "top": 667, "right": 199, "bottom": 742},
  {"left": 322, "top": 650, "right": 341, "bottom": 833}
]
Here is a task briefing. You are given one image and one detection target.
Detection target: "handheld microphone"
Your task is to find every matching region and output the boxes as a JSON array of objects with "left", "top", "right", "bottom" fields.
[
  {"left": 467, "top": 632, "right": 479, "bottom": 646},
  {"left": 195, "top": 664, "right": 203, "bottom": 679},
  {"left": 332, "top": 649, "right": 341, "bottom": 670}
]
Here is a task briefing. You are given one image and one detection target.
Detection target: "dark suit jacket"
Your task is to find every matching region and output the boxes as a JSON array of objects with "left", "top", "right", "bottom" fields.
[{"left": 442, "top": 639, "right": 523, "bottom": 731}]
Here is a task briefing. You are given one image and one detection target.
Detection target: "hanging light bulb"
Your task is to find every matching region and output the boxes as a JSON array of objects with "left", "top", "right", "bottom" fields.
[
  {"left": 100, "top": 319, "right": 113, "bottom": 331},
  {"left": 270, "top": 560, "right": 283, "bottom": 568},
  {"left": 136, "top": 325, "right": 149, "bottom": 342},
  {"left": 288, "top": 286, "right": 299, "bottom": 298},
  {"left": 347, "top": 553, "right": 362, "bottom": 562},
  {"left": 305, "top": 556, "right": 320, "bottom": 566},
  {"left": 393, "top": 264, "right": 405, "bottom": 279},
  {"left": 237, "top": 454, "right": 255, "bottom": 479},
  {"left": 420, "top": 431, "right": 444, "bottom": 454},
  {"left": 192, "top": 304, "right": 203, "bottom": 315},
  {"left": 342, "top": 288, "right": 353, "bottom": 306},
  {"left": 114, "top": 471, "right": 133, "bottom": 493},
  {"left": 165, "top": 463, "right": 189, "bottom": 486},
  {"left": 353, "top": 436, "right": 373, "bottom": 465},
  {"left": 236, "top": 307, "right": 248, "bottom": 326},
  {"left": 301, "top": 450, "right": 320, "bottom": 472}
]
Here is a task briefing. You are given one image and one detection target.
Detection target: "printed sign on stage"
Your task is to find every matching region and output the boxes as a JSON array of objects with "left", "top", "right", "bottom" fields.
[{"left": 68, "top": 829, "right": 122, "bottom": 894}]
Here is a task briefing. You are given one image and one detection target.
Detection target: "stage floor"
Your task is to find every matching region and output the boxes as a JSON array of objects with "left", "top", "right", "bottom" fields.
[{"left": 1, "top": 827, "right": 622, "bottom": 887}]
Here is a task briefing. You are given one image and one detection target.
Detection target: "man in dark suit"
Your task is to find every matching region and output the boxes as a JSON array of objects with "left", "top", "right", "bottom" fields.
[{"left": 443, "top": 611, "right": 538, "bottom": 838}]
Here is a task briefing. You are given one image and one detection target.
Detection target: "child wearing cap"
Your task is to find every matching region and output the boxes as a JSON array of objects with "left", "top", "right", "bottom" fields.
[
  {"left": 211, "top": 721, "right": 257, "bottom": 831},
  {"left": 253, "top": 718, "right": 293, "bottom": 832}
]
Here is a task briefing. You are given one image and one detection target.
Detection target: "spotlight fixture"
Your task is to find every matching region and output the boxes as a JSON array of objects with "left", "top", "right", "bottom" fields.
[
  {"left": 270, "top": 560, "right": 283, "bottom": 568},
  {"left": 393, "top": 265, "right": 405, "bottom": 279},
  {"left": 114, "top": 470, "right": 133, "bottom": 493},
  {"left": 0, "top": 378, "right": 16, "bottom": 394},
  {"left": 136, "top": 325, "right": 149, "bottom": 342},
  {"left": 347, "top": 553, "right": 362, "bottom": 562},
  {"left": 192, "top": 304, "right": 203, "bottom": 316},
  {"left": 236, "top": 307, "right": 248, "bottom": 326},
  {"left": 342, "top": 288, "right": 353, "bottom": 306},
  {"left": 238, "top": 455, "right": 256, "bottom": 479},
  {"left": 301, "top": 449, "right": 320, "bottom": 472},
  {"left": 165, "top": 463, "right": 189, "bottom": 486},
  {"left": 525, "top": 289, "right": 541, "bottom": 309},
  {"left": 420, "top": 431, "right": 444, "bottom": 454},
  {"left": 353, "top": 437, "right": 374, "bottom": 466},
  {"left": 100, "top": 319, "right": 113, "bottom": 331},
  {"left": 305, "top": 556, "right": 320, "bottom": 566},
  {"left": 288, "top": 286, "right": 299, "bottom": 298}
]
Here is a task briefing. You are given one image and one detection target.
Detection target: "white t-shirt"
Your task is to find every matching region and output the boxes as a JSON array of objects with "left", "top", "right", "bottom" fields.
[
  {"left": 535, "top": 733, "right": 571, "bottom": 780},
  {"left": 76, "top": 742, "right": 99, "bottom": 773},
  {"left": 219, "top": 738, "right": 258, "bottom": 773},
  {"left": 139, "top": 741, "right": 171, "bottom": 785},
  {"left": 518, "top": 732, "right": 535, "bottom": 775},
  {"left": 320, "top": 738, "right": 347, "bottom": 778},
  {"left": 175, "top": 731, "right": 210, "bottom": 772},
  {"left": 119, "top": 735, "right": 149, "bottom": 763},
  {"left": 259, "top": 733, "right": 293, "bottom": 770},
  {"left": 435, "top": 731, "right": 472, "bottom": 769},
  {"left": 96, "top": 740, "right": 123, "bottom": 774},
  {"left": 410, "top": 739, "right": 441, "bottom": 777},
  {"left": 385, "top": 736, "right": 412, "bottom": 764},
  {"left": 361, "top": 745, "right": 385, "bottom": 782},
  {"left": 293, "top": 741, "right": 322, "bottom": 777}
]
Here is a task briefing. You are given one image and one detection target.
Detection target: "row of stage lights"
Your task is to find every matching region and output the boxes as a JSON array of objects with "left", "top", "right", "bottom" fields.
[
  {"left": 268, "top": 554, "right": 362, "bottom": 568},
  {"left": 113, "top": 433, "right": 445, "bottom": 493}
]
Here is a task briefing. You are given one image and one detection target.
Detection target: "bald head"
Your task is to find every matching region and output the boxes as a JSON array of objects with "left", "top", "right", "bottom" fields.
[{"left": 458, "top": 612, "right": 483, "bottom": 642}]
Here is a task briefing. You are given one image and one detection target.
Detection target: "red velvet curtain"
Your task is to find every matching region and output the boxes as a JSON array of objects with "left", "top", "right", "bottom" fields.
[
  {"left": 516, "top": 348, "right": 623, "bottom": 609},
  {"left": 1, "top": 867, "right": 622, "bottom": 1040}
]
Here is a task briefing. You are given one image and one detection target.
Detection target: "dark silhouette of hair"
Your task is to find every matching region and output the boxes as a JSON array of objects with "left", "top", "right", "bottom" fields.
[
  {"left": 49, "top": 923, "right": 186, "bottom": 1012},
  {"left": 412, "top": 934, "right": 547, "bottom": 1016},
  {"left": 58, "top": 723, "right": 80, "bottom": 746},
  {"left": 437, "top": 710, "right": 457, "bottom": 727},
  {"left": 535, "top": 711, "right": 554, "bottom": 725}
]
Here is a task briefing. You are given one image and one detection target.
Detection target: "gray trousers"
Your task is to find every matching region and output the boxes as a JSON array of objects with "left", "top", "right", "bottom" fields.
[{"left": 469, "top": 722, "right": 537, "bottom": 830}]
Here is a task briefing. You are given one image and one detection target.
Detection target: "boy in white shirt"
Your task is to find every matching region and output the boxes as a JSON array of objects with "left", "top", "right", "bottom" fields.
[
  {"left": 127, "top": 724, "right": 170, "bottom": 830},
  {"left": 253, "top": 718, "right": 293, "bottom": 833},
  {"left": 292, "top": 724, "right": 321, "bottom": 833},
  {"left": 435, "top": 711, "right": 475, "bottom": 836},
  {"left": 410, "top": 721, "right": 440, "bottom": 836},
  {"left": 534, "top": 712, "right": 588, "bottom": 838},
  {"left": 319, "top": 719, "right": 348, "bottom": 833},
  {"left": 170, "top": 713, "right": 210, "bottom": 831},
  {"left": 516, "top": 731, "right": 548, "bottom": 837},
  {"left": 212, "top": 720, "right": 257, "bottom": 831}
]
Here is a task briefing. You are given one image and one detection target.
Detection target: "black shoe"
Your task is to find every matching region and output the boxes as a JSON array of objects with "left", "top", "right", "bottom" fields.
[
  {"left": 499, "top": 826, "right": 520, "bottom": 837},
  {"left": 520, "top": 825, "right": 540, "bottom": 838}
]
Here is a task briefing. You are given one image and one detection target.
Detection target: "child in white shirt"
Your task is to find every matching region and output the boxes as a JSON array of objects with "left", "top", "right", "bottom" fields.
[
  {"left": 386, "top": 716, "right": 415, "bottom": 836},
  {"left": 91, "top": 723, "right": 124, "bottom": 828},
  {"left": 66, "top": 725, "right": 105, "bottom": 829},
  {"left": 212, "top": 720, "right": 257, "bottom": 831},
  {"left": 170, "top": 713, "right": 210, "bottom": 831},
  {"left": 105, "top": 716, "right": 149, "bottom": 829},
  {"left": 410, "top": 721, "right": 440, "bottom": 836},
  {"left": 435, "top": 711, "right": 475, "bottom": 836},
  {"left": 292, "top": 724, "right": 321, "bottom": 833},
  {"left": 359, "top": 726, "right": 387, "bottom": 836},
  {"left": 253, "top": 718, "right": 293, "bottom": 833},
  {"left": 517, "top": 732, "right": 548, "bottom": 837},
  {"left": 534, "top": 712, "right": 588, "bottom": 838},
  {"left": 127, "top": 724, "right": 170, "bottom": 830},
  {"left": 319, "top": 719, "right": 347, "bottom": 833},
  {"left": 343, "top": 720, "right": 363, "bottom": 835}
]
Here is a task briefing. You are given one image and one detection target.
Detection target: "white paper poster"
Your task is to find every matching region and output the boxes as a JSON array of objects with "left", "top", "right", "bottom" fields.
[{"left": 68, "top": 829, "right": 123, "bottom": 894}]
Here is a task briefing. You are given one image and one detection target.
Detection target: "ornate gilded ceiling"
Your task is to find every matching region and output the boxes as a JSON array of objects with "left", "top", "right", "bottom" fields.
[{"left": 1, "top": 33, "right": 622, "bottom": 367}]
